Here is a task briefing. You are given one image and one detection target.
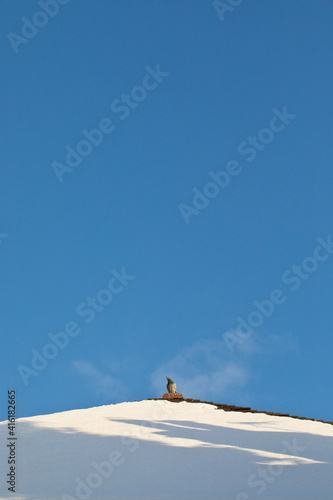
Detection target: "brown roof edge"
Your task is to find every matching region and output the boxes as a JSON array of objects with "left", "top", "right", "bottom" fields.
[{"left": 147, "top": 398, "right": 333, "bottom": 426}]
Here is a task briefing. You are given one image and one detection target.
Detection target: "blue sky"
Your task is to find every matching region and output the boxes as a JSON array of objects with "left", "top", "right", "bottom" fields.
[{"left": 1, "top": 0, "right": 332, "bottom": 422}]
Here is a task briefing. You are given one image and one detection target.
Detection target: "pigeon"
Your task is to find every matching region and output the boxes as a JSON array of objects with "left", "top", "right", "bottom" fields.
[{"left": 166, "top": 376, "right": 177, "bottom": 394}]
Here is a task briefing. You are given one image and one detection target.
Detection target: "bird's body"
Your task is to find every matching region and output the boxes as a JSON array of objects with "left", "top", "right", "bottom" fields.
[{"left": 166, "top": 376, "right": 177, "bottom": 394}]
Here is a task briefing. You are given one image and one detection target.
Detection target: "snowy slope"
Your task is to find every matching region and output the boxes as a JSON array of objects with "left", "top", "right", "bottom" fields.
[{"left": 1, "top": 400, "right": 332, "bottom": 500}]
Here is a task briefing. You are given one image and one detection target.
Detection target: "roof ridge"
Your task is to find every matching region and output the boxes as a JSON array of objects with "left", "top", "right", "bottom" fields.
[{"left": 147, "top": 398, "right": 333, "bottom": 426}]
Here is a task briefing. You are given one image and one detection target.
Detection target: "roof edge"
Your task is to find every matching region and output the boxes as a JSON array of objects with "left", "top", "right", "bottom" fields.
[{"left": 148, "top": 398, "right": 333, "bottom": 426}]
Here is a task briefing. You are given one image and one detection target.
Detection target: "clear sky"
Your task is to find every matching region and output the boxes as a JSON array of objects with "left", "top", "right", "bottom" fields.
[{"left": 1, "top": 0, "right": 332, "bottom": 422}]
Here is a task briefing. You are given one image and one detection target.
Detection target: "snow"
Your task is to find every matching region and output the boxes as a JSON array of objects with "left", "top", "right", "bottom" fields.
[{"left": 1, "top": 400, "right": 332, "bottom": 500}]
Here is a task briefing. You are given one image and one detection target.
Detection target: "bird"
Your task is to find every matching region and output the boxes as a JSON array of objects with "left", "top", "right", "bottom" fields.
[{"left": 166, "top": 376, "right": 177, "bottom": 394}]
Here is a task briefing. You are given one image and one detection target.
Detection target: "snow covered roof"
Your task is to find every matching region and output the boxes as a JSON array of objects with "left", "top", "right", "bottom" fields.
[{"left": 1, "top": 399, "right": 332, "bottom": 499}]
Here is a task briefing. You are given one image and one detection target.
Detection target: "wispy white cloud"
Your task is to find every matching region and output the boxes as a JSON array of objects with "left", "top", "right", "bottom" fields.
[
  {"left": 261, "top": 331, "right": 300, "bottom": 355},
  {"left": 72, "top": 360, "right": 125, "bottom": 398},
  {"left": 151, "top": 337, "right": 252, "bottom": 401},
  {"left": 224, "top": 328, "right": 300, "bottom": 356},
  {"left": 151, "top": 328, "right": 299, "bottom": 402}
]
